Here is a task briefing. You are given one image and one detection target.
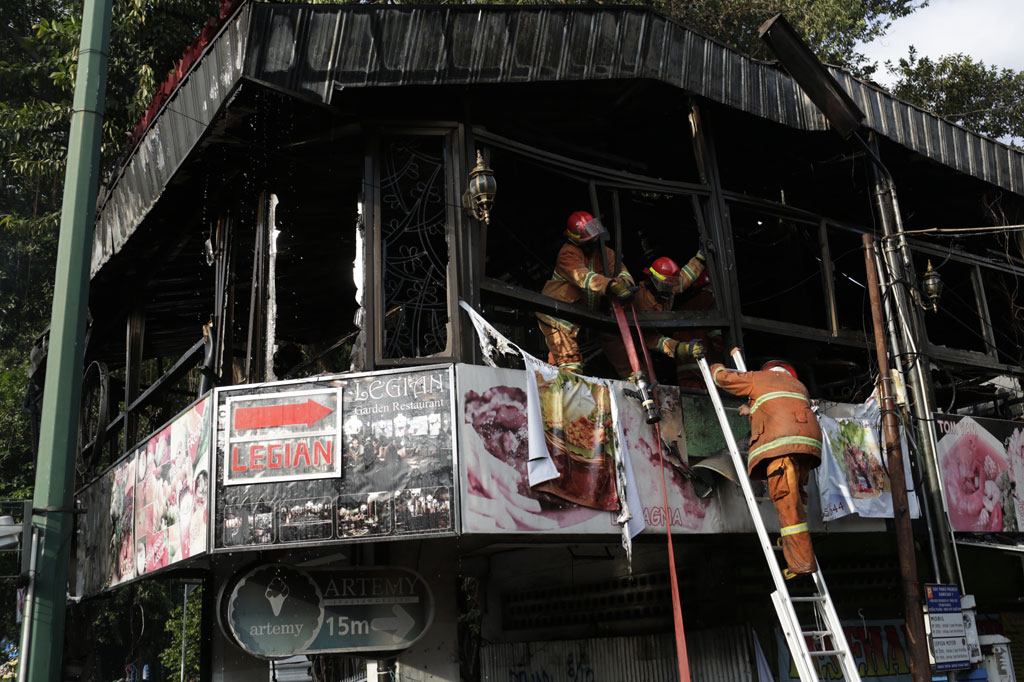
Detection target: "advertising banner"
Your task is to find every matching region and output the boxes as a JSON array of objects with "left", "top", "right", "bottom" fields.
[
  {"left": 458, "top": 364, "right": 718, "bottom": 534},
  {"left": 135, "top": 396, "right": 212, "bottom": 575},
  {"left": 933, "top": 413, "right": 1023, "bottom": 532},
  {"left": 75, "top": 395, "right": 211, "bottom": 596},
  {"left": 213, "top": 366, "right": 455, "bottom": 551},
  {"left": 816, "top": 402, "right": 920, "bottom": 522},
  {"left": 776, "top": 619, "right": 912, "bottom": 682}
]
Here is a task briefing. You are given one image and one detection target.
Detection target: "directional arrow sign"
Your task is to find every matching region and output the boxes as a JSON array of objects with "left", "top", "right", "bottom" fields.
[
  {"left": 224, "top": 388, "right": 343, "bottom": 486},
  {"left": 223, "top": 564, "right": 433, "bottom": 657},
  {"left": 235, "top": 399, "right": 334, "bottom": 430},
  {"left": 371, "top": 605, "right": 417, "bottom": 643}
]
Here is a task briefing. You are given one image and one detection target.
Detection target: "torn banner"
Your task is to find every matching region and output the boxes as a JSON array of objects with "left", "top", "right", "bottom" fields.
[
  {"left": 816, "top": 401, "right": 920, "bottom": 522},
  {"left": 459, "top": 301, "right": 645, "bottom": 540}
]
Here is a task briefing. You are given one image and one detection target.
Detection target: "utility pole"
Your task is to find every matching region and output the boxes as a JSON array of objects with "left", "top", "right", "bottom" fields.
[
  {"left": 864, "top": 138, "right": 963, "bottom": 590},
  {"left": 23, "top": 0, "right": 113, "bottom": 678},
  {"left": 863, "top": 235, "right": 931, "bottom": 682}
]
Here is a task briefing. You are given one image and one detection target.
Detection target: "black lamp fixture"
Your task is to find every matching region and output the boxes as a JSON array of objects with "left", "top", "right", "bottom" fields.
[
  {"left": 463, "top": 150, "right": 497, "bottom": 226},
  {"left": 758, "top": 14, "right": 865, "bottom": 139}
]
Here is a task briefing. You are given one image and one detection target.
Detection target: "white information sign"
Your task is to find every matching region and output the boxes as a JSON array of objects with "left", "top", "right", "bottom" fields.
[
  {"left": 928, "top": 612, "right": 965, "bottom": 639},
  {"left": 932, "top": 636, "right": 971, "bottom": 665},
  {"left": 925, "top": 583, "right": 970, "bottom": 671}
]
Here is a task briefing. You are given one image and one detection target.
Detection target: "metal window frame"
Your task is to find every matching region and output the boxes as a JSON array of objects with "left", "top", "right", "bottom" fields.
[
  {"left": 470, "top": 126, "right": 725, "bottom": 337},
  {"left": 906, "top": 242, "right": 1023, "bottom": 373},
  {"left": 367, "top": 125, "right": 464, "bottom": 369}
]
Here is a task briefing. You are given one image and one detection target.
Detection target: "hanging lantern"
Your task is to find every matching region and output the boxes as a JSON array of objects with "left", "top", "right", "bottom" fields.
[
  {"left": 463, "top": 150, "right": 496, "bottom": 226},
  {"left": 921, "top": 260, "right": 943, "bottom": 312}
]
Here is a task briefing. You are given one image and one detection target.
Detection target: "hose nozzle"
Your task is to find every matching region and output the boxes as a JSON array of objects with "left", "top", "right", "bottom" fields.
[{"left": 636, "top": 375, "right": 661, "bottom": 424}]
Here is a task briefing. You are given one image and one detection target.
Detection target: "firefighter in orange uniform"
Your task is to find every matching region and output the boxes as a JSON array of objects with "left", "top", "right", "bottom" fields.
[
  {"left": 537, "top": 211, "right": 635, "bottom": 373},
  {"left": 709, "top": 359, "right": 822, "bottom": 576},
  {"left": 605, "top": 255, "right": 708, "bottom": 374}
]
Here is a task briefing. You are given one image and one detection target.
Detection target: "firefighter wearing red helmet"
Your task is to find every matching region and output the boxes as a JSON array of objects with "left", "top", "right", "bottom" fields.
[
  {"left": 709, "top": 357, "right": 822, "bottom": 576},
  {"left": 602, "top": 252, "right": 708, "bottom": 373},
  {"left": 536, "top": 211, "right": 635, "bottom": 373}
]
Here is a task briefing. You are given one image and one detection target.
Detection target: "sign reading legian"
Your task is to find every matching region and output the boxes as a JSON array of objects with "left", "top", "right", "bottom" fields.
[{"left": 224, "top": 388, "right": 342, "bottom": 485}]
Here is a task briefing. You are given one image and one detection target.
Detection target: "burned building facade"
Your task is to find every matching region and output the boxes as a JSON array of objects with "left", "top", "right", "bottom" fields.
[{"left": 50, "top": 3, "right": 1024, "bottom": 680}]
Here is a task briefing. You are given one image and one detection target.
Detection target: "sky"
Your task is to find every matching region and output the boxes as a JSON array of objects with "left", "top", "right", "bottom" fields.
[{"left": 857, "top": 0, "right": 1024, "bottom": 86}]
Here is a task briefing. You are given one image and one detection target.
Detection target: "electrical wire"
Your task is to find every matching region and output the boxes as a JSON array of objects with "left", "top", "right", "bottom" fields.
[{"left": 881, "top": 224, "right": 1024, "bottom": 240}]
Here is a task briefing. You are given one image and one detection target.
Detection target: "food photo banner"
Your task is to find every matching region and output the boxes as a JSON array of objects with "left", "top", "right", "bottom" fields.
[
  {"left": 816, "top": 401, "right": 920, "bottom": 522},
  {"left": 933, "top": 413, "right": 1024, "bottom": 533},
  {"left": 458, "top": 364, "right": 720, "bottom": 535},
  {"left": 75, "top": 396, "right": 212, "bottom": 597},
  {"left": 213, "top": 366, "right": 455, "bottom": 551}
]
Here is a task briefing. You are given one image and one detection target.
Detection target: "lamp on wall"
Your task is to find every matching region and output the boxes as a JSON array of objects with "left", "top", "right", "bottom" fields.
[
  {"left": 463, "top": 150, "right": 497, "bottom": 226},
  {"left": 918, "top": 260, "right": 943, "bottom": 312}
]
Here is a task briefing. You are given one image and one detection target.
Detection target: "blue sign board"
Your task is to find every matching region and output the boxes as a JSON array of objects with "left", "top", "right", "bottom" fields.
[
  {"left": 924, "top": 584, "right": 961, "bottom": 612},
  {"left": 924, "top": 583, "right": 969, "bottom": 672}
]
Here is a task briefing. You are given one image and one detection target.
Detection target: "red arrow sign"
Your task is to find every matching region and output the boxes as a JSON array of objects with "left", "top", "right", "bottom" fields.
[{"left": 234, "top": 399, "right": 334, "bottom": 430}]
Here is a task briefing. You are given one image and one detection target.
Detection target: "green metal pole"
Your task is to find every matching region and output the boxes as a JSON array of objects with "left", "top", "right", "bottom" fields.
[{"left": 24, "top": 0, "right": 112, "bottom": 678}]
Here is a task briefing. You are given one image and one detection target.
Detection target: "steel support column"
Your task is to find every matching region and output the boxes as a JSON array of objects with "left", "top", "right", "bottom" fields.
[{"left": 25, "top": 0, "right": 112, "bottom": 677}]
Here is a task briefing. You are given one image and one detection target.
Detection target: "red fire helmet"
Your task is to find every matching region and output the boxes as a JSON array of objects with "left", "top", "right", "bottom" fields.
[
  {"left": 643, "top": 257, "right": 681, "bottom": 293},
  {"left": 762, "top": 360, "right": 798, "bottom": 379},
  {"left": 564, "top": 211, "right": 607, "bottom": 245}
]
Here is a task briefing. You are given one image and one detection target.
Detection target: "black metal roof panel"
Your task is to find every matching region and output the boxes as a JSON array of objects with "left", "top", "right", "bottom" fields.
[
  {"left": 92, "top": 1, "right": 1024, "bottom": 276},
  {"left": 92, "top": 4, "right": 251, "bottom": 276}
]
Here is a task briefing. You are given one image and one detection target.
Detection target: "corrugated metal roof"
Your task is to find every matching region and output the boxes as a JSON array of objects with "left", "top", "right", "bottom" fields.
[
  {"left": 92, "top": 2, "right": 1024, "bottom": 276},
  {"left": 92, "top": 4, "right": 251, "bottom": 276}
]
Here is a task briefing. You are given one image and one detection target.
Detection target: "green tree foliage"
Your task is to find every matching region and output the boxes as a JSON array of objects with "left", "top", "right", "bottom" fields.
[
  {"left": 157, "top": 585, "right": 202, "bottom": 681},
  {"left": 654, "top": 0, "right": 926, "bottom": 75},
  {"left": 0, "top": 0, "right": 220, "bottom": 495},
  {"left": 0, "top": 0, "right": 216, "bottom": 672},
  {"left": 888, "top": 47, "right": 1024, "bottom": 144}
]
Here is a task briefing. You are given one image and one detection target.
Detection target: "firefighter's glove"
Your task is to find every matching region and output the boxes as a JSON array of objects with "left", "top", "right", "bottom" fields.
[
  {"left": 695, "top": 249, "right": 706, "bottom": 263},
  {"left": 607, "top": 277, "right": 635, "bottom": 303},
  {"left": 680, "top": 339, "right": 705, "bottom": 359}
]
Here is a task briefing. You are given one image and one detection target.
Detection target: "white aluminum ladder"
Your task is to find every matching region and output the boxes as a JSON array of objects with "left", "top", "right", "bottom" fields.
[{"left": 697, "top": 351, "right": 862, "bottom": 682}]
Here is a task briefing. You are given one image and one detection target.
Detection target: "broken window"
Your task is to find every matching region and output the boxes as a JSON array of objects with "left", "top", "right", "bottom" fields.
[
  {"left": 915, "top": 254, "right": 989, "bottom": 356},
  {"left": 731, "top": 204, "right": 827, "bottom": 330},
  {"left": 981, "top": 267, "right": 1024, "bottom": 367}
]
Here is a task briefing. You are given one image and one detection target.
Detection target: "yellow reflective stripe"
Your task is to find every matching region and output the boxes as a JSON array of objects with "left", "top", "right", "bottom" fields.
[
  {"left": 656, "top": 337, "right": 673, "bottom": 355},
  {"left": 582, "top": 270, "right": 598, "bottom": 291},
  {"left": 712, "top": 365, "right": 728, "bottom": 382},
  {"left": 650, "top": 268, "right": 668, "bottom": 282},
  {"left": 538, "top": 314, "right": 578, "bottom": 334},
  {"left": 681, "top": 264, "right": 698, "bottom": 282},
  {"left": 619, "top": 271, "right": 634, "bottom": 285},
  {"left": 749, "top": 391, "right": 808, "bottom": 414},
  {"left": 780, "top": 522, "right": 808, "bottom": 537},
  {"left": 559, "top": 362, "right": 583, "bottom": 371},
  {"left": 749, "top": 436, "right": 821, "bottom": 461}
]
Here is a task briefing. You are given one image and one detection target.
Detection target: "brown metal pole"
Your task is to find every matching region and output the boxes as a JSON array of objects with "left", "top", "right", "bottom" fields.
[{"left": 863, "top": 234, "right": 931, "bottom": 682}]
